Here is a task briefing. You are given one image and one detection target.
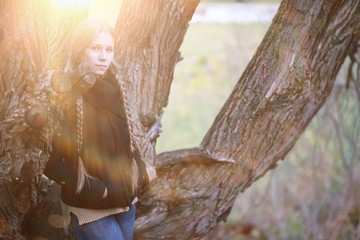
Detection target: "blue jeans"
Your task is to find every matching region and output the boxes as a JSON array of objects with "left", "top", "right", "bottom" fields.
[{"left": 70, "top": 204, "right": 135, "bottom": 240}]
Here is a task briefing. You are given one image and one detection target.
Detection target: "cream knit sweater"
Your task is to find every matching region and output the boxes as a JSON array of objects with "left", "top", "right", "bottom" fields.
[{"left": 62, "top": 197, "right": 138, "bottom": 227}]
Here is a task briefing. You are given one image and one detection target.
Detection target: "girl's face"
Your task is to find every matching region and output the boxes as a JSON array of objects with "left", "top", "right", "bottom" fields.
[{"left": 82, "top": 32, "right": 114, "bottom": 76}]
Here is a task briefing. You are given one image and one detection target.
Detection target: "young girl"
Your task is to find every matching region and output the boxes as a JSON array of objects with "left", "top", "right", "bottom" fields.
[{"left": 44, "top": 18, "right": 148, "bottom": 240}]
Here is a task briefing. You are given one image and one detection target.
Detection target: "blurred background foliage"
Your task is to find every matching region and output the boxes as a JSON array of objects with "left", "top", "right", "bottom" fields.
[
  {"left": 155, "top": 22, "right": 263, "bottom": 151},
  {"left": 155, "top": 3, "right": 360, "bottom": 240}
]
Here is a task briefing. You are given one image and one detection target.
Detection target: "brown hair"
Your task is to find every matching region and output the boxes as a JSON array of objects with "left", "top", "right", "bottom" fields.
[
  {"left": 68, "top": 18, "right": 139, "bottom": 194},
  {"left": 66, "top": 18, "right": 115, "bottom": 72}
]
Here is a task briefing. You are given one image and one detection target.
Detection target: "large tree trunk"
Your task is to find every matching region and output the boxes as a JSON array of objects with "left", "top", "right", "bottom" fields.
[
  {"left": 134, "top": 0, "right": 360, "bottom": 239},
  {"left": 0, "top": 1, "right": 89, "bottom": 239},
  {"left": 111, "top": 0, "right": 200, "bottom": 181},
  {"left": 0, "top": 0, "right": 359, "bottom": 239},
  {"left": 0, "top": 1, "right": 49, "bottom": 239}
]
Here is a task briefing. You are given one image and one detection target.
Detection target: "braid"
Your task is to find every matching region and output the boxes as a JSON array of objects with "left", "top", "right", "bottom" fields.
[
  {"left": 116, "top": 73, "right": 139, "bottom": 193},
  {"left": 75, "top": 96, "right": 90, "bottom": 193},
  {"left": 76, "top": 96, "right": 84, "bottom": 152}
]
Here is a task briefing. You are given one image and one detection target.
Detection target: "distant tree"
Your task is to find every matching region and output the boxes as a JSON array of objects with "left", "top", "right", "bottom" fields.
[{"left": 0, "top": 0, "right": 359, "bottom": 239}]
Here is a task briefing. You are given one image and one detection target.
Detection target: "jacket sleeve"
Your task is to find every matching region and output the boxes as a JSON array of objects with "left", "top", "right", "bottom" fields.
[
  {"left": 43, "top": 150, "right": 74, "bottom": 186},
  {"left": 44, "top": 131, "right": 107, "bottom": 202},
  {"left": 43, "top": 131, "right": 78, "bottom": 185}
]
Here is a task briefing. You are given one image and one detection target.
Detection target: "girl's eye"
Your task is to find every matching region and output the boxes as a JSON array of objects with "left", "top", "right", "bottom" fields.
[
  {"left": 91, "top": 46, "right": 100, "bottom": 51},
  {"left": 106, "top": 48, "right": 113, "bottom": 53}
]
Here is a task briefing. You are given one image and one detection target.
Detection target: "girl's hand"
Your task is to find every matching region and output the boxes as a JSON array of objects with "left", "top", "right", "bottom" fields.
[{"left": 102, "top": 187, "right": 108, "bottom": 199}]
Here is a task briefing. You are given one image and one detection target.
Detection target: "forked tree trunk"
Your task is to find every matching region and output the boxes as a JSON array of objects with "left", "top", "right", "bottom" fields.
[
  {"left": 0, "top": 0, "right": 359, "bottom": 239},
  {"left": 136, "top": 1, "right": 360, "bottom": 239}
]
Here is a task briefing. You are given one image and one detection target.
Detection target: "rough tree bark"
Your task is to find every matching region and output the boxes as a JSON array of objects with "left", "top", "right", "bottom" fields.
[
  {"left": 0, "top": 1, "right": 91, "bottom": 239},
  {"left": 0, "top": 0, "right": 359, "bottom": 239}
]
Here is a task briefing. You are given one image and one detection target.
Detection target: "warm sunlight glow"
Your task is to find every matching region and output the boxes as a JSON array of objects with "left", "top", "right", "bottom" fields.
[
  {"left": 52, "top": 0, "right": 95, "bottom": 9},
  {"left": 88, "top": 0, "right": 122, "bottom": 27}
]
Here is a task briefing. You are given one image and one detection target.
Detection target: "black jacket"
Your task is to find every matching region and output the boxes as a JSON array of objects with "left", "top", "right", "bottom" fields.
[{"left": 44, "top": 76, "right": 148, "bottom": 209}]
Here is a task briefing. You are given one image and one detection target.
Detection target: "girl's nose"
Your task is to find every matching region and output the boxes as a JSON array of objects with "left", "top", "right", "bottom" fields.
[{"left": 99, "top": 50, "right": 107, "bottom": 60}]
